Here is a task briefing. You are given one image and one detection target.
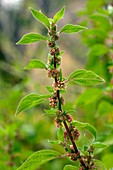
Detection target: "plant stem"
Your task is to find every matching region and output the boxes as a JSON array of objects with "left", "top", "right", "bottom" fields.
[
  {"left": 57, "top": 88, "right": 87, "bottom": 168},
  {"left": 48, "top": 23, "right": 87, "bottom": 169},
  {"left": 52, "top": 49, "right": 87, "bottom": 169}
]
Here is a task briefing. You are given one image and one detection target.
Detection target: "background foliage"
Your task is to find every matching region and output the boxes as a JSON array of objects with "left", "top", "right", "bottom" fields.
[{"left": 0, "top": 0, "right": 113, "bottom": 169}]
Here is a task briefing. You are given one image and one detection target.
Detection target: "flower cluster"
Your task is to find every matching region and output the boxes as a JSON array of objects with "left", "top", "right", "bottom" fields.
[
  {"left": 50, "top": 47, "right": 60, "bottom": 56},
  {"left": 53, "top": 81, "right": 66, "bottom": 91},
  {"left": 48, "top": 56, "right": 61, "bottom": 67},
  {"left": 69, "top": 125, "right": 80, "bottom": 140},
  {"left": 64, "top": 125, "right": 80, "bottom": 143},
  {"left": 67, "top": 150, "right": 80, "bottom": 161},
  {"left": 80, "top": 146, "right": 95, "bottom": 169},
  {"left": 54, "top": 117, "right": 62, "bottom": 127},
  {"left": 49, "top": 22, "right": 60, "bottom": 41},
  {"left": 47, "top": 69, "right": 60, "bottom": 78},
  {"left": 49, "top": 93, "right": 58, "bottom": 108}
]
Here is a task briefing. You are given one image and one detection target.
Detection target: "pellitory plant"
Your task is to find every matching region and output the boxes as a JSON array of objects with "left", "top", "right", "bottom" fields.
[{"left": 16, "top": 6, "right": 106, "bottom": 170}]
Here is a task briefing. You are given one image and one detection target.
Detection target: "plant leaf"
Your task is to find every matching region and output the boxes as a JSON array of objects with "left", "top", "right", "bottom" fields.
[
  {"left": 68, "top": 69, "right": 105, "bottom": 86},
  {"left": 92, "top": 142, "right": 108, "bottom": 149},
  {"left": 15, "top": 93, "right": 50, "bottom": 115},
  {"left": 94, "top": 159, "right": 107, "bottom": 170},
  {"left": 44, "top": 109, "right": 57, "bottom": 116},
  {"left": 53, "top": 6, "right": 65, "bottom": 23},
  {"left": 97, "top": 100, "right": 113, "bottom": 116},
  {"left": 102, "top": 153, "right": 113, "bottom": 169},
  {"left": 57, "top": 127, "right": 64, "bottom": 141},
  {"left": 72, "top": 120, "right": 97, "bottom": 139},
  {"left": 46, "top": 86, "right": 54, "bottom": 93},
  {"left": 17, "top": 150, "right": 61, "bottom": 170},
  {"left": 76, "top": 88, "right": 102, "bottom": 107},
  {"left": 66, "top": 110, "right": 76, "bottom": 114},
  {"left": 92, "top": 142, "right": 108, "bottom": 155},
  {"left": 24, "top": 59, "right": 47, "bottom": 70},
  {"left": 63, "top": 165, "right": 78, "bottom": 170},
  {"left": 87, "top": 0, "right": 105, "bottom": 14},
  {"left": 60, "top": 89, "right": 67, "bottom": 94},
  {"left": 16, "top": 33, "right": 48, "bottom": 45},
  {"left": 90, "top": 14, "right": 112, "bottom": 31},
  {"left": 48, "top": 140, "right": 61, "bottom": 145},
  {"left": 88, "top": 44, "right": 108, "bottom": 57},
  {"left": 60, "top": 24, "right": 87, "bottom": 34},
  {"left": 29, "top": 7, "right": 50, "bottom": 29}
]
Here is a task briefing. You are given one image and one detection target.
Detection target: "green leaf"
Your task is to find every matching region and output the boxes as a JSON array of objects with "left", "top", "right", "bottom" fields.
[
  {"left": 60, "top": 24, "right": 87, "bottom": 34},
  {"left": 53, "top": 6, "right": 65, "bottom": 23},
  {"left": 94, "top": 159, "right": 107, "bottom": 170},
  {"left": 72, "top": 120, "right": 97, "bottom": 139},
  {"left": 16, "top": 33, "right": 48, "bottom": 45},
  {"left": 63, "top": 165, "right": 78, "bottom": 170},
  {"left": 44, "top": 109, "right": 57, "bottom": 116},
  {"left": 90, "top": 14, "right": 112, "bottom": 31},
  {"left": 66, "top": 110, "right": 76, "bottom": 114},
  {"left": 92, "top": 142, "right": 108, "bottom": 149},
  {"left": 48, "top": 140, "right": 61, "bottom": 145},
  {"left": 17, "top": 149, "right": 61, "bottom": 170},
  {"left": 87, "top": 0, "right": 105, "bottom": 14},
  {"left": 24, "top": 59, "right": 47, "bottom": 70},
  {"left": 92, "top": 142, "right": 108, "bottom": 155},
  {"left": 57, "top": 127, "right": 64, "bottom": 141},
  {"left": 29, "top": 7, "right": 50, "bottom": 29},
  {"left": 102, "top": 154, "right": 113, "bottom": 169},
  {"left": 46, "top": 86, "right": 54, "bottom": 93},
  {"left": 15, "top": 93, "right": 50, "bottom": 115},
  {"left": 97, "top": 101, "right": 113, "bottom": 116},
  {"left": 88, "top": 44, "right": 108, "bottom": 57},
  {"left": 68, "top": 69, "right": 105, "bottom": 86},
  {"left": 60, "top": 89, "right": 67, "bottom": 94},
  {"left": 76, "top": 88, "right": 102, "bottom": 107}
]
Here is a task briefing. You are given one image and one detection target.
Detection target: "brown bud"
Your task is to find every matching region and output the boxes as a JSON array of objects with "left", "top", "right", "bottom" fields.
[
  {"left": 50, "top": 48, "right": 56, "bottom": 55},
  {"left": 48, "top": 42, "right": 55, "bottom": 47},
  {"left": 54, "top": 34, "right": 60, "bottom": 41},
  {"left": 56, "top": 47, "right": 60, "bottom": 55},
  {"left": 66, "top": 114, "right": 72, "bottom": 122}
]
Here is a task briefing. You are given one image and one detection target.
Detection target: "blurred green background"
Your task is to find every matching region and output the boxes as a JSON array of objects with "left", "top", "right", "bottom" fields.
[{"left": 0, "top": 0, "right": 113, "bottom": 169}]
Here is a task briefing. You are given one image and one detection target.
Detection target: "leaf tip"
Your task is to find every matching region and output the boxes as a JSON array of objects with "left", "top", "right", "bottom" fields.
[
  {"left": 15, "top": 110, "right": 18, "bottom": 116},
  {"left": 63, "top": 6, "right": 66, "bottom": 10},
  {"left": 16, "top": 41, "right": 20, "bottom": 45},
  {"left": 85, "top": 27, "right": 88, "bottom": 29},
  {"left": 102, "top": 78, "right": 106, "bottom": 83},
  {"left": 29, "top": 7, "right": 33, "bottom": 11}
]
